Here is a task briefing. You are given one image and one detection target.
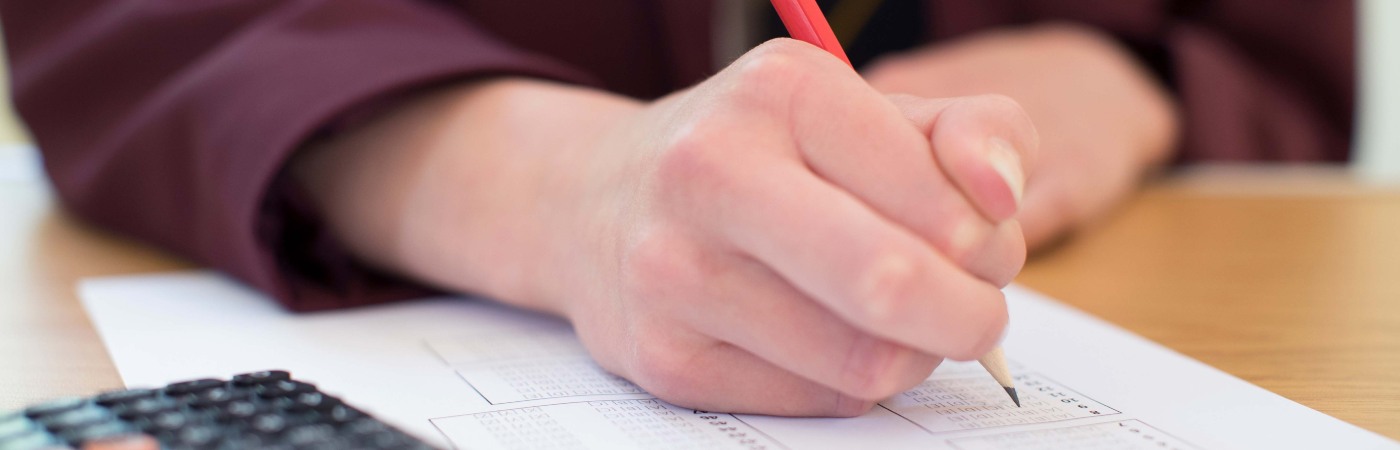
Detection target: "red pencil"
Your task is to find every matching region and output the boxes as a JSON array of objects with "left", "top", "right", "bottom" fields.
[{"left": 768, "top": 0, "right": 852, "bottom": 67}]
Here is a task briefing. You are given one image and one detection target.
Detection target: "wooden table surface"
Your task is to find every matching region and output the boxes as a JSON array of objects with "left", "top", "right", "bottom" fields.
[{"left": 2, "top": 165, "right": 1398, "bottom": 441}]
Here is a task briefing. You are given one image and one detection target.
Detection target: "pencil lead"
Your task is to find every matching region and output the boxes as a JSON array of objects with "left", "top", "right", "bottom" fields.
[{"left": 1004, "top": 387, "right": 1021, "bottom": 408}]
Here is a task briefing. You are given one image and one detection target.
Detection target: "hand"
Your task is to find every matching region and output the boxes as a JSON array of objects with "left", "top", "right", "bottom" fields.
[
  {"left": 294, "top": 39, "right": 1037, "bottom": 417},
  {"left": 865, "top": 24, "right": 1179, "bottom": 249}
]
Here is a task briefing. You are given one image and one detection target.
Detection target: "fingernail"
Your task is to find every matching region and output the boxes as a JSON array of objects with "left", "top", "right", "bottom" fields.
[{"left": 985, "top": 138, "right": 1024, "bottom": 208}]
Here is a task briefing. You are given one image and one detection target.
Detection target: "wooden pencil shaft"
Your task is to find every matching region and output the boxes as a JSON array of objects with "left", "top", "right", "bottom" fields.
[{"left": 977, "top": 346, "right": 1015, "bottom": 388}]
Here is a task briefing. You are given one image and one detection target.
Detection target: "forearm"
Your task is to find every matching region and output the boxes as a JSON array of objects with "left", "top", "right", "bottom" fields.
[{"left": 289, "top": 78, "right": 642, "bottom": 314}]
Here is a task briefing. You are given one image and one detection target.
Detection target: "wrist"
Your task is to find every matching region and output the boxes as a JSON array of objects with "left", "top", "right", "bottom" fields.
[{"left": 291, "top": 78, "right": 644, "bottom": 316}]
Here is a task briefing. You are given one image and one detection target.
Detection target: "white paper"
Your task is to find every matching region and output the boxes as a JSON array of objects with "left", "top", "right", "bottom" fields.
[
  {"left": 0, "top": 144, "right": 41, "bottom": 183},
  {"left": 79, "top": 271, "right": 1396, "bottom": 449}
]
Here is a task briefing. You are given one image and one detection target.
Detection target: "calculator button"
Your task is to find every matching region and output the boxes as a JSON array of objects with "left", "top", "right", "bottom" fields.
[
  {"left": 175, "top": 424, "right": 222, "bottom": 447},
  {"left": 0, "top": 414, "right": 35, "bottom": 440},
  {"left": 22, "top": 398, "right": 86, "bottom": 419},
  {"left": 250, "top": 414, "right": 288, "bottom": 435},
  {"left": 7, "top": 372, "right": 436, "bottom": 450},
  {"left": 112, "top": 398, "right": 178, "bottom": 420},
  {"left": 0, "top": 431, "right": 63, "bottom": 450},
  {"left": 217, "top": 400, "right": 261, "bottom": 422},
  {"left": 256, "top": 381, "right": 317, "bottom": 399},
  {"left": 292, "top": 441, "right": 344, "bottom": 450},
  {"left": 232, "top": 370, "right": 291, "bottom": 387},
  {"left": 288, "top": 393, "right": 340, "bottom": 413},
  {"left": 189, "top": 387, "right": 241, "bottom": 409},
  {"left": 37, "top": 406, "right": 111, "bottom": 432},
  {"left": 164, "top": 379, "right": 225, "bottom": 396},
  {"left": 284, "top": 424, "right": 336, "bottom": 446},
  {"left": 215, "top": 433, "right": 267, "bottom": 449},
  {"left": 143, "top": 410, "right": 188, "bottom": 434},
  {"left": 93, "top": 389, "right": 159, "bottom": 408},
  {"left": 324, "top": 405, "right": 363, "bottom": 425},
  {"left": 58, "top": 422, "right": 135, "bottom": 447}
]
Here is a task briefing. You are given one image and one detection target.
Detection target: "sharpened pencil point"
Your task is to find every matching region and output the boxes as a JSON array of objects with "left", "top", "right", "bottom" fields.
[{"left": 978, "top": 347, "right": 1018, "bottom": 407}]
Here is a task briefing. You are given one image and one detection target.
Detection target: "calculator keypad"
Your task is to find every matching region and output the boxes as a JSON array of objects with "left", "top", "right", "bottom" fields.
[{"left": 0, "top": 371, "right": 436, "bottom": 450}]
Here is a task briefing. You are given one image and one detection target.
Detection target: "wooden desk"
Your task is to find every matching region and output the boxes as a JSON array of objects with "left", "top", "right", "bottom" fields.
[
  {"left": 1018, "top": 167, "right": 1400, "bottom": 439},
  {"left": 2, "top": 167, "right": 1397, "bottom": 440}
]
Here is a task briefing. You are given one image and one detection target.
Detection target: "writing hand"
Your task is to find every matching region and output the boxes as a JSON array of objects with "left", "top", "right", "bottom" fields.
[{"left": 294, "top": 39, "right": 1037, "bottom": 417}]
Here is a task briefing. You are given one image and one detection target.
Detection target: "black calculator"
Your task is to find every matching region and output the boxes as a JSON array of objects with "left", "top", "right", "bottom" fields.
[{"left": 0, "top": 371, "right": 438, "bottom": 450}]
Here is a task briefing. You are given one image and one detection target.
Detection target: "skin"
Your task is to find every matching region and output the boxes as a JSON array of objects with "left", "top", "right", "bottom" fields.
[
  {"left": 865, "top": 24, "right": 1179, "bottom": 248},
  {"left": 82, "top": 435, "right": 159, "bottom": 450},
  {"left": 292, "top": 27, "right": 1173, "bottom": 417}
]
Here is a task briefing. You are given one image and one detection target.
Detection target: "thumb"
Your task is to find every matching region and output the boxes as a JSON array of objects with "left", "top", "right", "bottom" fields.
[{"left": 885, "top": 94, "right": 1039, "bottom": 223}]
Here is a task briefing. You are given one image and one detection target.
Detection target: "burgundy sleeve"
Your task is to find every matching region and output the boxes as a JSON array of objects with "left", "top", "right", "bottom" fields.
[
  {"left": 1, "top": 1, "right": 592, "bottom": 311},
  {"left": 927, "top": 0, "right": 1355, "bottom": 163}
]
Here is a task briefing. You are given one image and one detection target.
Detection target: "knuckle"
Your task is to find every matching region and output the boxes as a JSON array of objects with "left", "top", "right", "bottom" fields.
[
  {"left": 840, "top": 336, "right": 914, "bottom": 400},
  {"left": 653, "top": 123, "right": 735, "bottom": 200},
  {"left": 851, "top": 253, "right": 921, "bottom": 328},
  {"left": 744, "top": 38, "right": 820, "bottom": 70},
  {"left": 939, "top": 217, "right": 989, "bottom": 267},
  {"left": 946, "top": 292, "right": 1009, "bottom": 361},
  {"left": 730, "top": 39, "right": 820, "bottom": 94},
  {"left": 620, "top": 231, "right": 697, "bottom": 301}
]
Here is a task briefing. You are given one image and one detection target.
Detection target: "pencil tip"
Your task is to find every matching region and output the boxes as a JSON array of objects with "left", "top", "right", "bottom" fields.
[{"left": 1004, "top": 387, "right": 1021, "bottom": 407}]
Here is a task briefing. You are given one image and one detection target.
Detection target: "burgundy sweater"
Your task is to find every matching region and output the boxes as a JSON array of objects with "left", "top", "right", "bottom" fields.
[{"left": 0, "top": 0, "right": 1354, "bottom": 311}]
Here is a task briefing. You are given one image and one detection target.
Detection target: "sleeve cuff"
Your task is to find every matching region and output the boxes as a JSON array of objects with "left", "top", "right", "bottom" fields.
[{"left": 185, "top": 1, "right": 594, "bottom": 311}]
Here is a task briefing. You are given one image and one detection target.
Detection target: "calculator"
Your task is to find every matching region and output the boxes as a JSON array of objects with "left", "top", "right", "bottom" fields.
[{"left": 0, "top": 370, "right": 438, "bottom": 450}]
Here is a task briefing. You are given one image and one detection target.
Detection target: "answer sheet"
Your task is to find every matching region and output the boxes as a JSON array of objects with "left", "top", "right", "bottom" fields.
[{"left": 80, "top": 272, "right": 1395, "bottom": 449}]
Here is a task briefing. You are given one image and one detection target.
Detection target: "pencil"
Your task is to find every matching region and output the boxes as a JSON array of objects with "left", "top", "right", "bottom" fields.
[
  {"left": 768, "top": 0, "right": 850, "bottom": 66},
  {"left": 977, "top": 347, "right": 1020, "bottom": 407},
  {"left": 767, "top": 0, "right": 1020, "bottom": 408}
]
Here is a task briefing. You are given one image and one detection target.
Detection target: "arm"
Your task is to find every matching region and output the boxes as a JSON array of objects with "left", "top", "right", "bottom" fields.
[
  {"left": 7, "top": 1, "right": 1041, "bottom": 415},
  {"left": 0, "top": 0, "right": 586, "bottom": 310}
]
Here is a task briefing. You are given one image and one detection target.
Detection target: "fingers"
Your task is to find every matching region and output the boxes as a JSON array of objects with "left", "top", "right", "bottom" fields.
[
  {"left": 672, "top": 254, "right": 940, "bottom": 401},
  {"left": 885, "top": 94, "right": 1038, "bottom": 223},
  {"left": 582, "top": 40, "right": 1038, "bottom": 418},
  {"left": 860, "top": 94, "right": 1035, "bottom": 285},
  {"left": 629, "top": 336, "right": 876, "bottom": 417},
  {"left": 711, "top": 155, "right": 1008, "bottom": 361},
  {"left": 721, "top": 41, "right": 1027, "bottom": 284},
  {"left": 598, "top": 234, "right": 881, "bottom": 417}
]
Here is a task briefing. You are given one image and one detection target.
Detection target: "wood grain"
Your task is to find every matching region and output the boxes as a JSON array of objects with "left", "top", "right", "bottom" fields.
[
  {"left": 0, "top": 182, "right": 189, "bottom": 410},
  {"left": 1018, "top": 168, "right": 1400, "bottom": 439},
  {"left": 1, "top": 167, "right": 1396, "bottom": 440}
]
